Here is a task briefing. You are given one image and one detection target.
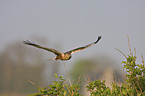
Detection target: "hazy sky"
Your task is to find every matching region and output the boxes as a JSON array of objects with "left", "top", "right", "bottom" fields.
[{"left": 0, "top": 0, "right": 145, "bottom": 65}]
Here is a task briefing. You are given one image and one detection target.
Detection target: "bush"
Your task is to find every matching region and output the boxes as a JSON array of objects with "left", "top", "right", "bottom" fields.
[
  {"left": 87, "top": 52, "right": 145, "bottom": 96},
  {"left": 29, "top": 45, "right": 145, "bottom": 95},
  {"left": 29, "top": 73, "right": 81, "bottom": 96}
]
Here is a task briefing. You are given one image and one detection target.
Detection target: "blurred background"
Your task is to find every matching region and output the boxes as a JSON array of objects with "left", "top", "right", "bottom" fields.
[{"left": 0, "top": 0, "right": 145, "bottom": 95}]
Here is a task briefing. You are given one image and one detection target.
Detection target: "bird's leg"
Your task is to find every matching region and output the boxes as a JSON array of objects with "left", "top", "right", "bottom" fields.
[{"left": 48, "top": 57, "right": 56, "bottom": 61}]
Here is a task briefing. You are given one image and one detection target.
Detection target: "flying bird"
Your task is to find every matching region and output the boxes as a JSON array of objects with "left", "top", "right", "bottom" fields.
[{"left": 23, "top": 36, "right": 101, "bottom": 61}]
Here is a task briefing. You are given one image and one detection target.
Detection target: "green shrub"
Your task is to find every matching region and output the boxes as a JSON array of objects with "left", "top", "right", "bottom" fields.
[
  {"left": 29, "top": 73, "right": 81, "bottom": 96},
  {"left": 86, "top": 48, "right": 145, "bottom": 96},
  {"left": 29, "top": 50, "right": 145, "bottom": 96}
]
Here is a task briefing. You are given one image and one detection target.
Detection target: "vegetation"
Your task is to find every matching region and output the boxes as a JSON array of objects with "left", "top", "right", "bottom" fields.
[
  {"left": 86, "top": 52, "right": 145, "bottom": 96},
  {"left": 29, "top": 73, "right": 81, "bottom": 96},
  {"left": 29, "top": 47, "right": 145, "bottom": 96}
]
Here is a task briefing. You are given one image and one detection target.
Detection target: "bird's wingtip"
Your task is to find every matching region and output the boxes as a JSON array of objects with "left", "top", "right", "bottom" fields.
[
  {"left": 95, "top": 36, "right": 102, "bottom": 43},
  {"left": 98, "top": 36, "right": 102, "bottom": 39}
]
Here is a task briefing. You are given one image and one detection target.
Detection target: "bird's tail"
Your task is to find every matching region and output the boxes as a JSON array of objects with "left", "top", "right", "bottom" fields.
[{"left": 48, "top": 57, "right": 56, "bottom": 61}]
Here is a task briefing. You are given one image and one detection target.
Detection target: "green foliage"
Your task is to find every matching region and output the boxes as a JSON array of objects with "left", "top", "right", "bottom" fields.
[
  {"left": 122, "top": 55, "right": 145, "bottom": 94},
  {"left": 86, "top": 50, "right": 145, "bottom": 96},
  {"left": 86, "top": 80, "right": 111, "bottom": 96},
  {"left": 29, "top": 73, "right": 81, "bottom": 96},
  {"left": 30, "top": 49, "right": 145, "bottom": 96}
]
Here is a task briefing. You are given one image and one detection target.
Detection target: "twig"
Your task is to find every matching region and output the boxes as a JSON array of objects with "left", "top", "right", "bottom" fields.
[
  {"left": 120, "top": 86, "right": 123, "bottom": 96},
  {"left": 136, "top": 80, "right": 142, "bottom": 94},
  {"left": 63, "top": 62, "right": 74, "bottom": 96},
  {"left": 141, "top": 55, "right": 144, "bottom": 68},
  {"left": 134, "top": 48, "right": 136, "bottom": 57},
  {"left": 94, "top": 72, "right": 97, "bottom": 80},
  {"left": 77, "top": 74, "right": 82, "bottom": 85},
  {"left": 83, "top": 73, "right": 89, "bottom": 84},
  {"left": 63, "top": 62, "right": 72, "bottom": 87},
  {"left": 87, "top": 74, "right": 91, "bottom": 83},
  {"left": 113, "top": 71, "right": 115, "bottom": 83},
  {"left": 141, "top": 55, "right": 144, "bottom": 79},
  {"left": 127, "top": 35, "right": 132, "bottom": 56},
  {"left": 27, "top": 80, "right": 39, "bottom": 89},
  {"left": 115, "top": 48, "right": 127, "bottom": 59},
  {"left": 132, "top": 81, "right": 139, "bottom": 94},
  {"left": 66, "top": 86, "right": 71, "bottom": 95}
]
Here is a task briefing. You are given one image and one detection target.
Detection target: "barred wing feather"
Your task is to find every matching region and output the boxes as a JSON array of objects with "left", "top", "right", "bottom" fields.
[
  {"left": 65, "top": 36, "right": 101, "bottom": 55},
  {"left": 23, "top": 40, "right": 62, "bottom": 55}
]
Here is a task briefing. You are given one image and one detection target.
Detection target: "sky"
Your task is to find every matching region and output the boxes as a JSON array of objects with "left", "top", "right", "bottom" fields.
[{"left": 0, "top": 0, "right": 145, "bottom": 66}]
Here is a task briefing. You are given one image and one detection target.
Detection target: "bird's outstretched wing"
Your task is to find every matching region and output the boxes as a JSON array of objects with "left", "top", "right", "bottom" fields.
[
  {"left": 65, "top": 36, "right": 101, "bottom": 55},
  {"left": 23, "top": 40, "right": 62, "bottom": 55}
]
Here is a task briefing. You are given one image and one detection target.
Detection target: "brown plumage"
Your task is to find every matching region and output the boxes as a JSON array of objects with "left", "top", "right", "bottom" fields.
[{"left": 23, "top": 36, "right": 101, "bottom": 61}]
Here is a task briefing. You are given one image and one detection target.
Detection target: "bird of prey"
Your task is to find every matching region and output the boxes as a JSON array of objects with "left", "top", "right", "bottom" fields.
[{"left": 23, "top": 36, "right": 101, "bottom": 61}]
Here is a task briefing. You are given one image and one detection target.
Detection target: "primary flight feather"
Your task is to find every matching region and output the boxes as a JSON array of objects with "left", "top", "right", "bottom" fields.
[{"left": 23, "top": 36, "right": 102, "bottom": 61}]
